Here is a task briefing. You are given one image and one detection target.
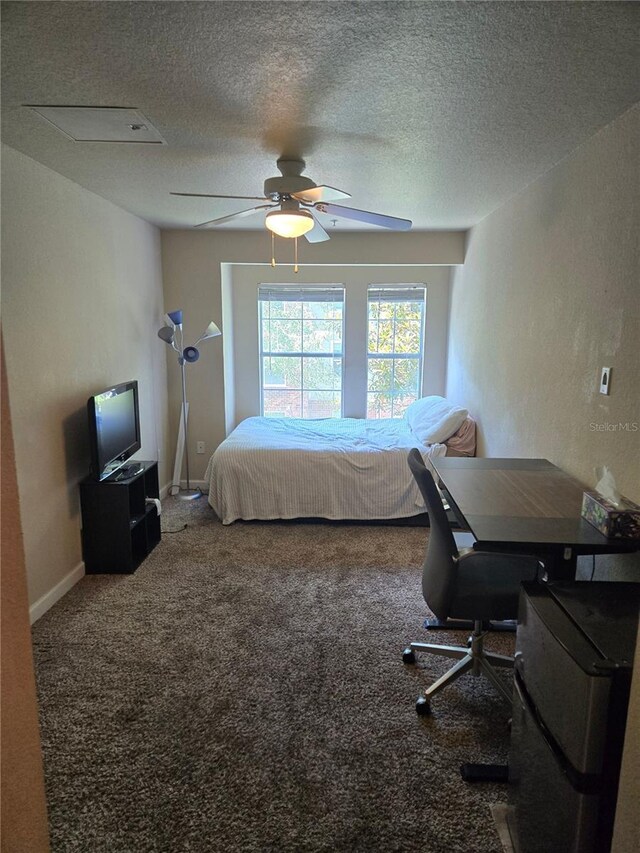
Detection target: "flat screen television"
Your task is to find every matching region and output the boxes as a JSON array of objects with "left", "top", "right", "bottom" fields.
[{"left": 87, "top": 380, "right": 141, "bottom": 480}]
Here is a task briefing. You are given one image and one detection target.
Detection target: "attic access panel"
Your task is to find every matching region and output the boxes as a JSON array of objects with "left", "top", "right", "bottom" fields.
[{"left": 27, "top": 106, "right": 166, "bottom": 143}]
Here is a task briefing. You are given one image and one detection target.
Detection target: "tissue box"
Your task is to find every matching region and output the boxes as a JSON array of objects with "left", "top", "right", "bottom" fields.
[{"left": 581, "top": 491, "right": 640, "bottom": 539}]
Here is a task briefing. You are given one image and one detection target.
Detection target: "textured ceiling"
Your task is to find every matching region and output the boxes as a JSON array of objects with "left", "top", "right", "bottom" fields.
[{"left": 2, "top": 1, "right": 639, "bottom": 231}]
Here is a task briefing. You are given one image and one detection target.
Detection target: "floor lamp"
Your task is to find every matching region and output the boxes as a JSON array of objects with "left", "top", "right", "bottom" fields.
[{"left": 158, "top": 310, "right": 221, "bottom": 500}]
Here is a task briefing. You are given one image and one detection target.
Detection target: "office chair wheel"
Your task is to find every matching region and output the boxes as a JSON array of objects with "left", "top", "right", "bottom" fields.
[
  {"left": 402, "top": 648, "right": 416, "bottom": 665},
  {"left": 416, "top": 696, "right": 432, "bottom": 716}
]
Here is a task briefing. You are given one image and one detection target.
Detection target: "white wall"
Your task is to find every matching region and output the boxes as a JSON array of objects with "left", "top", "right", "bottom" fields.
[
  {"left": 224, "top": 265, "right": 451, "bottom": 428},
  {"left": 161, "top": 229, "right": 465, "bottom": 478},
  {"left": 446, "top": 105, "right": 640, "bottom": 501},
  {"left": 1, "top": 145, "right": 169, "bottom": 613}
]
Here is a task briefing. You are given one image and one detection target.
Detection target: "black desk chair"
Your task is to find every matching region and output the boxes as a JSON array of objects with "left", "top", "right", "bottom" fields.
[{"left": 403, "top": 449, "right": 540, "bottom": 715}]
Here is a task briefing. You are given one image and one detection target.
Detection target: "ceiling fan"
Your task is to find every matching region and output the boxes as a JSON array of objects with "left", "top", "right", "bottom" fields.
[{"left": 171, "top": 158, "right": 412, "bottom": 242}]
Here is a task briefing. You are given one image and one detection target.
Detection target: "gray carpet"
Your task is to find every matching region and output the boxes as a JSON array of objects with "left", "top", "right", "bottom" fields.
[{"left": 32, "top": 497, "right": 514, "bottom": 853}]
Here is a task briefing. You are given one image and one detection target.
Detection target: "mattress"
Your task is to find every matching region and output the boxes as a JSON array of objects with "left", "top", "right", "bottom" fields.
[{"left": 205, "top": 416, "right": 447, "bottom": 524}]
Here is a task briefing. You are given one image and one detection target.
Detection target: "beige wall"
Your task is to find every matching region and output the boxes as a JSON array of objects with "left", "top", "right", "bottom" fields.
[
  {"left": 161, "top": 229, "right": 465, "bottom": 479},
  {"left": 446, "top": 104, "right": 640, "bottom": 501},
  {"left": 225, "top": 265, "right": 452, "bottom": 428},
  {"left": 444, "top": 105, "right": 639, "bottom": 848},
  {"left": 1, "top": 145, "right": 169, "bottom": 611}
]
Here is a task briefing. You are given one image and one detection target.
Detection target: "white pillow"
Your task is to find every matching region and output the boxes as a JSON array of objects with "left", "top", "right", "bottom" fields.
[{"left": 405, "top": 396, "right": 468, "bottom": 445}]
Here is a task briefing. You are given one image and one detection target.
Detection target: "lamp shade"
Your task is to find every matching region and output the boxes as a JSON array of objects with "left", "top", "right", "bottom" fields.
[
  {"left": 265, "top": 209, "right": 314, "bottom": 239},
  {"left": 167, "top": 309, "right": 183, "bottom": 327},
  {"left": 198, "top": 321, "right": 222, "bottom": 341},
  {"left": 158, "top": 326, "right": 175, "bottom": 346},
  {"left": 183, "top": 346, "right": 200, "bottom": 363}
]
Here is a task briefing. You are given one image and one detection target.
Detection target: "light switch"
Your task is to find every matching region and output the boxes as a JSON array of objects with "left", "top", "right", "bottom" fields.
[{"left": 599, "top": 367, "right": 611, "bottom": 395}]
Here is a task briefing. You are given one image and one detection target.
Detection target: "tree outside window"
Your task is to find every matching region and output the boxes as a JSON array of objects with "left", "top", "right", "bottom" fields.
[{"left": 367, "top": 287, "right": 426, "bottom": 418}]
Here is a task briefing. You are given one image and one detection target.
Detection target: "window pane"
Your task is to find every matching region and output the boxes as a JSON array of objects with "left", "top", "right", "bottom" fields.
[
  {"left": 376, "top": 300, "right": 395, "bottom": 319},
  {"left": 366, "top": 287, "right": 425, "bottom": 418},
  {"left": 303, "top": 390, "right": 341, "bottom": 419},
  {"left": 368, "top": 319, "right": 378, "bottom": 352},
  {"left": 397, "top": 301, "right": 422, "bottom": 321},
  {"left": 366, "top": 390, "right": 416, "bottom": 419},
  {"left": 302, "top": 300, "right": 341, "bottom": 320},
  {"left": 392, "top": 318, "right": 421, "bottom": 353},
  {"left": 394, "top": 357, "right": 420, "bottom": 393},
  {"left": 390, "top": 393, "right": 414, "bottom": 419},
  {"left": 262, "top": 356, "right": 301, "bottom": 388},
  {"left": 302, "top": 357, "right": 341, "bottom": 391},
  {"left": 367, "top": 358, "right": 393, "bottom": 392},
  {"left": 374, "top": 320, "right": 394, "bottom": 353},
  {"left": 259, "top": 288, "right": 344, "bottom": 418},
  {"left": 367, "top": 392, "right": 393, "bottom": 419},
  {"left": 302, "top": 319, "right": 342, "bottom": 353},
  {"left": 263, "top": 390, "right": 302, "bottom": 418},
  {"left": 262, "top": 318, "right": 302, "bottom": 353},
  {"left": 262, "top": 300, "right": 301, "bottom": 319}
]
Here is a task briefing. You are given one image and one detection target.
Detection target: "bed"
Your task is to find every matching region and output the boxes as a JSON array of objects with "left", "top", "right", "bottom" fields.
[{"left": 205, "top": 397, "right": 475, "bottom": 525}]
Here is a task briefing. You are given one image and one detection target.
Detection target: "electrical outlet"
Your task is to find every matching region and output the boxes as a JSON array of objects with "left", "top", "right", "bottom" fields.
[
  {"left": 599, "top": 367, "right": 611, "bottom": 395},
  {"left": 196, "top": 441, "right": 206, "bottom": 454}
]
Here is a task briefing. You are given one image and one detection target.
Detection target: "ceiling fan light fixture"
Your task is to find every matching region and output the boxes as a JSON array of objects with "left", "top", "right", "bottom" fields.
[{"left": 265, "top": 209, "right": 314, "bottom": 239}]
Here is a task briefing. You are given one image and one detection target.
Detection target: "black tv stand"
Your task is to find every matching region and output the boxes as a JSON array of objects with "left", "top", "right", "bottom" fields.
[
  {"left": 111, "top": 462, "right": 144, "bottom": 481},
  {"left": 80, "top": 460, "right": 161, "bottom": 573}
]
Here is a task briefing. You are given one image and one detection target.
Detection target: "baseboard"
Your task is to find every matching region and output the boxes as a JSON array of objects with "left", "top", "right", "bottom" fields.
[
  {"left": 167, "top": 479, "right": 208, "bottom": 495},
  {"left": 29, "top": 561, "right": 85, "bottom": 625},
  {"left": 158, "top": 481, "right": 207, "bottom": 499},
  {"left": 188, "top": 479, "right": 208, "bottom": 490}
]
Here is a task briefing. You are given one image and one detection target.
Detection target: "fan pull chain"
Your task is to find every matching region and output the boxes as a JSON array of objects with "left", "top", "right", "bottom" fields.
[
  {"left": 270, "top": 232, "right": 276, "bottom": 268},
  {"left": 294, "top": 237, "right": 299, "bottom": 273}
]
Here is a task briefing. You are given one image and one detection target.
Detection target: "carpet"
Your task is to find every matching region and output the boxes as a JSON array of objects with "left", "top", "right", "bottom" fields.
[{"left": 32, "top": 497, "right": 513, "bottom": 853}]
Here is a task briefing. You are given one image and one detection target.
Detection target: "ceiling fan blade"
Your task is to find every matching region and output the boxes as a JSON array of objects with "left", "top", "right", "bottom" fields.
[
  {"left": 304, "top": 214, "right": 331, "bottom": 244},
  {"left": 171, "top": 192, "right": 269, "bottom": 201},
  {"left": 291, "top": 185, "right": 351, "bottom": 203},
  {"left": 195, "top": 204, "right": 275, "bottom": 228},
  {"left": 314, "top": 202, "right": 412, "bottom": 231}
]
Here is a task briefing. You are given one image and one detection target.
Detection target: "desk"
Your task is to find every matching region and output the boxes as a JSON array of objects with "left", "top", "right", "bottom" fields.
[{"left": 430, "top": 457, "right": 638, "bottom": 580}]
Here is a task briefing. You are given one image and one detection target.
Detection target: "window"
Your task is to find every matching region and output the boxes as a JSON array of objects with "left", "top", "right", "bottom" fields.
[
  {"left": 259, "top": 286, "right": 344, "bottom": 418},
  {"left": 367, "top": 286, "right": 426, "bottom": 418}
]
